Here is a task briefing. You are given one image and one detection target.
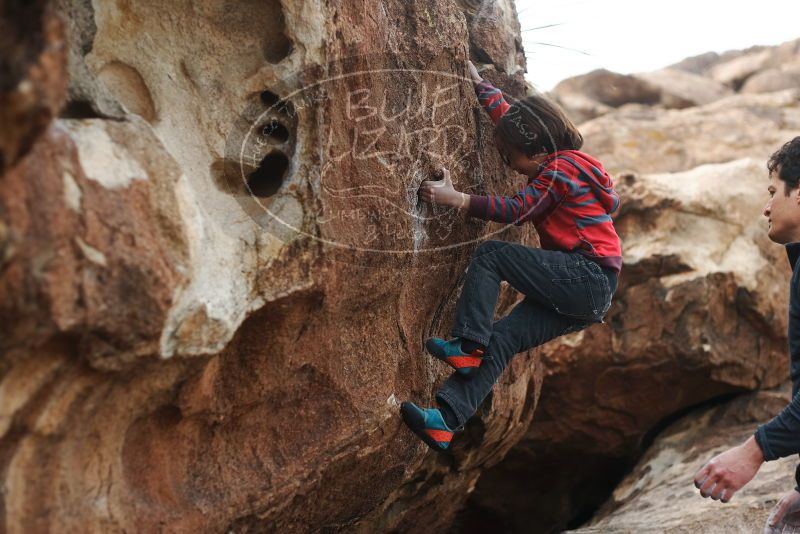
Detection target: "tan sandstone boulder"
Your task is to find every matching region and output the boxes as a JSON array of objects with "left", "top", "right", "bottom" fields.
[
  {"left": 742, "top": 65, "right": 800, "bottom": 95},
  {"left": 710, "top": 38, "right": 800, "bottom": 90},
  {"left": 634, "top": 68, "right": 733, "bottom": 107},
  {"left": 569, "top": 386, "right": 799, "bottom": 534},
  {"left": 0, "top": 1, "right": 67, "bottom": 174},
  {"left": 552, "top": 69, "right": 663, "bottom": 109},
  {"left": 0, "top": 0, "right": 547, "bottom": 532},
  {"left": 580, "top": 89, "right": 800, "bottom": 175}
]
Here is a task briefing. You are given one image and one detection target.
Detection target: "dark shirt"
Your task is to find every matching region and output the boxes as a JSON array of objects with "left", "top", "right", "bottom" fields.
[{"left": 754, "top": 241, "right": 800, "bottom": 491}]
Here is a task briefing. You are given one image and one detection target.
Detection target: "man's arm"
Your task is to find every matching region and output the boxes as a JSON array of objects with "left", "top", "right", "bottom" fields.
[
  {"left": 761, "top": 261, "right": 800, "bottom": 529},
  {"left": 756, "top": 264, "right": 800, "bottom": 492},
  {"left": 755, "top": 389, "right": 800, "bottom": 491},
  {"left": 693, "top": 435, "right": 765, "bottom": 502},
  {"left": 693, "top": 384, "right": 800, "bottom": 503}
]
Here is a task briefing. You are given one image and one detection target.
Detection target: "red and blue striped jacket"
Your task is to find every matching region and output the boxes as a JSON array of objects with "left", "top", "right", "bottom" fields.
[{"left": 470, "top": 79, "right": 623, "bottom": 272}]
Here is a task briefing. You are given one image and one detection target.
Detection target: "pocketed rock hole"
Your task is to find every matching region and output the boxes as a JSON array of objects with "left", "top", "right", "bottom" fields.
[
  {"left": 60, "top": 100, "right": 102, "bottom": 119},
  {"left": 247, "top": 151, "right": 289, "bottom": 198},
  {"left": 261, "top": 120, "right": 289, "bottom": 143},
  {"left": 260, "top": 90, "right": 295, "bottom": 117},
  {"left": 261, "top": 0, "right": 292, "bottom": 63}
]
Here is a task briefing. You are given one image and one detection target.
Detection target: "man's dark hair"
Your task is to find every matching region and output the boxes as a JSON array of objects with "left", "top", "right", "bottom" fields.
[
  {"left": 768, "top": 136, "right": 800, "bottom": 195},
  {"left": 495, "top": 94, "right": 583, "bottom": 157}
]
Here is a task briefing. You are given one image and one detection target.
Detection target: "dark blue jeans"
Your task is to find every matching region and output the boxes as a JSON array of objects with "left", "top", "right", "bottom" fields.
[{"left": 436, "top": 240, "right": 618, "bottom": 428}]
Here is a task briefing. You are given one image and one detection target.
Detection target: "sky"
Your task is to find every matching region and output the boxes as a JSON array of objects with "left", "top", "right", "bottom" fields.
[{"left": 515, "top": 0, "right": 800, "bottom": 91}]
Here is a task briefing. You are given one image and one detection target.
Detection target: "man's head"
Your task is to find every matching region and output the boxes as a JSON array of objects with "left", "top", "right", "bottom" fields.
[{"left": 764, "top": 137, "right": 800, "bottom": 244}]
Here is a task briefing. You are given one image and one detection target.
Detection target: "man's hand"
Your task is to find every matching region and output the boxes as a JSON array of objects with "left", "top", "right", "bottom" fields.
[
  {"left": 467, "top": 60, "right": 483, "bottom": 85},
  {"left": 764, "top": 489, "right": 800, "bottom": 533},
  {"left": 693, "top": 436, "right": 765, "bottom": 503},
  {"left": 418, "top": 167, "right": 468, "bottom": 209}
]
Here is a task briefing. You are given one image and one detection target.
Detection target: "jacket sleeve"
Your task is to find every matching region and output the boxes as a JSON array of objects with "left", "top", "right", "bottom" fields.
[
  {"left": 466, "top": 165, "right": 575, "bottom": 225},
  {"left": 474, "top": 79, "right": 511, "bottom": 124},
  {"left": 796, "top": 463, "right": 800, "bottom": 493},
  {"left": 754, "top": 389, "right": 800, "bottom": 462},
  {"left": 753, "top": 384, "right": 800, "bottom": 493},
  {"left": 754, "top": 264, "right": 800, "bottom": 491}
]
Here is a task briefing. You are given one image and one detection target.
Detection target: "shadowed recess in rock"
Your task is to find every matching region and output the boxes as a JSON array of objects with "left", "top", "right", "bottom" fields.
[
  {"left": 59, "top": 99, "right": 103, "bottom": 119},
  {"left": 257, "top": 0, "right": 292, "bottom": 63},
  {"left": 259, "top": 90, "right": 296, "bottom": 116},
  {"left": 261, "top": 120, "right": 290, "bottom": 143},
  {"left": 213, "top": 88, "right": 297, "bottom": 199},
  {"left": 247, "top": 151, "right": 289, "bottom": 198}
]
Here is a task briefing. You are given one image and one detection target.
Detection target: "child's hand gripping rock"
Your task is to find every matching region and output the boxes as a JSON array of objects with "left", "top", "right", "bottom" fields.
[
  {"left": 467, "top": 60, "right": 483, "bottom": 85},
  {"left": 418, "top": 167, "right": 469, "bottom": 209}
]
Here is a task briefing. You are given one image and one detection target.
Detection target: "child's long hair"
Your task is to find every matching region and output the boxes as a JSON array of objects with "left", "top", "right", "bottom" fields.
[{"left": 494, "top": 94, "right": 583, "bottom": 157}]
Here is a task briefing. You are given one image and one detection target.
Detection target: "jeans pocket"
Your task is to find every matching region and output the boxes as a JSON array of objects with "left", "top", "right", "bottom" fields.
[
  {"left": 547, "top": 274, "right": 599, "bottom": 320},
  {"left": 582, "top": 259, "right": 613, "bottom": 317},
  {"left": 589, "top": 269, "right": 612, "bottom": 316},
  {"left": 598, "top": 275, "right": 612, "bottom": 315}
]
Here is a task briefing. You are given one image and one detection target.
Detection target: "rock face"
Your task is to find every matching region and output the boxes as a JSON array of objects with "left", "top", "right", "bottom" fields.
[
  {"left": 569, "top": 386, "right": 799, "bottom": 534},
  {"left": 1, "top": 117, "right": 190, "bottom": 369},
  {"left": 466, "top": 39, "right": 800, "bottom": 533},
  {"left": 0, "top": 1, "right": 545, "bottom": 532},
  {"left": 0, "top": 0, "right": 67, "bottom": 175},
  {"left": 4, "top": 2, "right": 800, "bottom": 533}
]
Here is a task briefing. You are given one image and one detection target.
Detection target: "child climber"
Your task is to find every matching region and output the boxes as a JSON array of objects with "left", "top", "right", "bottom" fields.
[{"left": 400, "top": 60, "right": 622, "bottom": 452}]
